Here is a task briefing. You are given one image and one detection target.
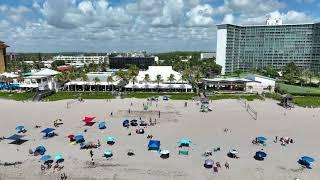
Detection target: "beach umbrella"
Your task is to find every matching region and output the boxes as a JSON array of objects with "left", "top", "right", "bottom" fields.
[
  {"left": 301, "top": 156, "right": 315, "bottom": 163},
  {"left": 75, "top": 135, "right": 85, "bottom": 143},
  {"left": 257, "top": 137, "right": 267, "bottom": 141},
  {"left": 229, "top": 149, "right": 239, "bottom": 154},
  {"left": 105, "top": 137, "right": 116, "bottom": 143},
  {"left": 178, "top": 139, "right": 192, "bottom": 147},
  {"left": 160, "top": 150, "right": 170, "bottom": 159},
  {"left": 204, "top": 159, "right": 214, "bottom": 166},
  {"left": 255, "top": 151, "right": 267, "bottom": 158},
  {"left": 123, "top": 120, "right": 130, "bottom": 127},
  {"left": 160, "top": 150, "right": 170, "bottom": 155},
  {"left": 98, "top": 122, "right": 106, "bottom": 129},
  {"left": 104, "top": 149, "right": 113, "bottom": 158},
  {"left": 67, "top": 135, "right": 75, "bottom": 139},
  {"left": 35, "top": 146, "right": 46, "bottom": 155},
  {"left": 127, "top": 149, "right": 135, "bottom": 156},
  {"left": 15, "top": 125, "right": 24, "bottom": 131},
  {"left": 39, "top": 155, "right": 51, "bottom": 162}
]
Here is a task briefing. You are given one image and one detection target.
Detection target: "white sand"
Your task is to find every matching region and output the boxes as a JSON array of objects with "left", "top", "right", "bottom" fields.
[{"left": 0, "top": 98, "right": 319, "bottom": 180}]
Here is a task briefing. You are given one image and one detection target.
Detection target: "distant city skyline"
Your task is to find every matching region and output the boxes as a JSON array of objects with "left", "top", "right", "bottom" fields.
[{"left": 1, "top": 0, "right": 320, "bottom": 52}]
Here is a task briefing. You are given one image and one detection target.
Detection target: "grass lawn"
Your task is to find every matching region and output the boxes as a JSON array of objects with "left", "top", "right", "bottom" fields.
[
  {"left": 209, "top": 94, "right": 264, "bottom": 101},
  {"left": 0, "top": 92, "right": 33, "bottom": 101},
  {"left": 277, "top": 83, "right": 320, "bottom": 96},
  {"left": 293, "top": 96, "right": 320, "bottom": 108},
  {"left": 47, "top": 91, "right": 114, "bottom": 101},
  {"left": 123, "top": 92, "right": 196, "bottom": 100}
]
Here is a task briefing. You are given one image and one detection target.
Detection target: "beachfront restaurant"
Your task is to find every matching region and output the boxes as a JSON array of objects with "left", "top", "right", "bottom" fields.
[
  {"left": 64, "top": 72, "right": 121, "bottom": 91},
  {"left": 201, "top": 78, "right": 261, "bottom": 93}
]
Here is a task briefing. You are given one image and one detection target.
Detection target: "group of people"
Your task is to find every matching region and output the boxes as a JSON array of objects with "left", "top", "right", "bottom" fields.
[
  {"left": 214, "top": 161, "right": 230, "bottom": 172},
  {"left": 274, "top": 136, "right": 294, "bottom": 145}
]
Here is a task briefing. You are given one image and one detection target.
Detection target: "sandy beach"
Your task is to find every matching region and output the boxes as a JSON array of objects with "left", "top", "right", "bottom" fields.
[{"left": 0, "top": 98, "right": 319, "bottom": 180}]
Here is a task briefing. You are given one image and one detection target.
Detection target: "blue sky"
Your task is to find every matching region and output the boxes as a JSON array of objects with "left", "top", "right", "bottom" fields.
[{"left": 0, "top": 0, "right": 319, "bottom": 52}]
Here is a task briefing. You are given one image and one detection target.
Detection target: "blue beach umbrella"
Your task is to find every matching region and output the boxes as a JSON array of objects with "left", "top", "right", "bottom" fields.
[
  {"left": 98, "top": 122, "right": 106, "bottom": 129},
  {"left": 255, "top": 151, "right": 267, "bottom": 158},
  {"left": 55, "top": 154, "right": 63, "bottom": 160},
  {"left": 104, "top": 149, "right": 113, "bottom": 158},
  {"left": 257, "top": 137, "right": 267, "bottom": 141},
  {"left": 301, "top": 156, "right": 315, "bottom": 163},
  {"left": 75, "top": 135, "right": 84, "bottom": 141},
  {"left": 105, "top": 137, "right": 116, "bottom": 142},
  {"left": 15, "top": 125, "right": 24, "bottom": 131},
  {"left": 39, "top": 155, "right": 51, "bottom": 162},
  {"left": 35, "top": 146, "right": 46, "bottom": 155}
]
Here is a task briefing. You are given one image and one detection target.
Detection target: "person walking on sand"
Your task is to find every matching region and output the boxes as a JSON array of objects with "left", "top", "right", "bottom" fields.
[
  {"left": 274, "top": 136, "right": 278, "bottom": 143},
  {"left": 216, "top": 162, "right": 221, "bottom": 169},
  {"left": 225, "top": 162, "right": 230, "bottom": 169},
  {"left": 129, "top": 109, "right": 131, "bottom": 114},
  {"left": 90, "top": 150, "right": 94, "bottom": 158},
  {"left": 158, "top": 111, "right": 160, "bottom": 118},
  {"left": 110, "top": 112, "right": 113, "bottom": 116}
]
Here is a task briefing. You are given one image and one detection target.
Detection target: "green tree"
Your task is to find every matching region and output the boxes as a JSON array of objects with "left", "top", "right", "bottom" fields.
[
  {"left": 144, "top": 74, "right": 150, "bottom": 83},
  {"left": 168, "top": 74, "right": 175, "bottom": 85},
  {"left": 93, "top": 77, "right": 100, "bottom": 91},
  {"left": 107, "top": 75, "right": 114, "bottom": 91},
  {"left": 234, "top": 69, "right": 241, "bottom": 78}
]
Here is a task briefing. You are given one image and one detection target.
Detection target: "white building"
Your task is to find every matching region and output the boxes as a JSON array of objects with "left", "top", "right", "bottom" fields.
[
  {"left": 202, "top": 74, "right": 276, "bottom": 94},
  {"left": 19, "top": 69, "right": 60, "bottom": 91},
  {"left": 200, "top": 52, "right": 216, "bottom": 60},
  {"left": 53, "top": 55, "right": 108, "bottom": 66},
  {"left": 125, "top": 66, "right": 192, "bottom": 92},
  {"left": 245, "top": 74, "right": 276, "bottom": 92}
]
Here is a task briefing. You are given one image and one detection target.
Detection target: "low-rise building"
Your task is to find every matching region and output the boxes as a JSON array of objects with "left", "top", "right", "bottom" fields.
[
  {"left": 19, "top": 69, "right": 60, "bottom": 91},
  {"left": 125, "top": 66, "right": 192, "bottom": 92},
  {"left": 200, "top": 52, "right": 215, "bottom": 60},
  {"left": 202, "top": 74, "right": 275, "bottom": 94},
  {"left": 53, "top": 55, "right": 108, "bottom": 66}
]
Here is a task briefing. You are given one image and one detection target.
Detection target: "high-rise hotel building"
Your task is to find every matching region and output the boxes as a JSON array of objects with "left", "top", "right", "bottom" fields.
[{"left": 216, "top": 19, "right": 320, "bottom": 74}]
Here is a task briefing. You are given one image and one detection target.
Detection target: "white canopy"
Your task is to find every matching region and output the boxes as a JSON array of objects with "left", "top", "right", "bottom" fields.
[
  {"left": 33, "top": 69, "right": 59, "bottom": 76},
  {"left": 125, "top": 82, "right": 192, "bottom": 89}
]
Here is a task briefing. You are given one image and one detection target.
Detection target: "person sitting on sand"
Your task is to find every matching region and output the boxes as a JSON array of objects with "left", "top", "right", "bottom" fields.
[
  {"left": 41, "top": 164, "right": 45, "bottom": 174},
  {"left": 216, "top": 162, "right": 221, "bottom": 169},
  {"left": 61, "top": 173, "right": 67, "bottom": 180}
]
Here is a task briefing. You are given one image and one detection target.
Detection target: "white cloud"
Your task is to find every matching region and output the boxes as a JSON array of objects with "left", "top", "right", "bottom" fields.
[
  {"left": 222, "top": 14, "right": 234, "bottom": 24},
  {"left": 186, "top": 4, "right": 214, "bottom": 27}
]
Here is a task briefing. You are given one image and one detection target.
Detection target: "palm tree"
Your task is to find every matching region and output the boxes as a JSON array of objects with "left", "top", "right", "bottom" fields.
[
  {"left": 156, "top": 74, "right": 162, "bottom": 92},
  {"left": 94, "top": 77, "right": 100, "bottom": 91},
  {"left": 107, "top": 75, "right": 114, "bottom": 91},
  {"left": 128, "top": 65, "right": 139, "bottom": 91},
  {"left": 144, "top": 74, "right": 150, "bottom": 83},
  {"left": 168, "top": 74, "right": 175, "bottom": 91},
  {"left": 80, "top": 73, "right": 89, "bottom": 91}
]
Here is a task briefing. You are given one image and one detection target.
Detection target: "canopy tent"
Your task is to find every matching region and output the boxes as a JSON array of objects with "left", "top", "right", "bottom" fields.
[
  {"left": 148, "top": 140, "right": 160, "bottom": 151},
  {"left": 178, "top": 139, "right": 192, "bottom": 147},
  {"left": 98, "top": 122, "right": 106, "bottom": 129},
  {"left": 301, "top": 156, "right": 315, "bottom": 163},
  {"left": 41, "top": 128, "right": 55, "bottom": 134},
  {"left": 139, "top": 120, "right": 147, "bottom": 126},
  {"left": 6, "top": 134, "right": 24, "bottom": 141},
  {"left": 123, "top": 120, "right": 130, "bottom": 127},
  {"left": 9, "top": 139, "right": 28, "bottom": 145},
  {"left": 33, "top": 69, "right": 59, "bottom": 76},
  {"left": 82, "top": 117, "right": 96, "bottom": 123},
  {"left": 34, "top": 146, "right": 46, "bottom": 156}
]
